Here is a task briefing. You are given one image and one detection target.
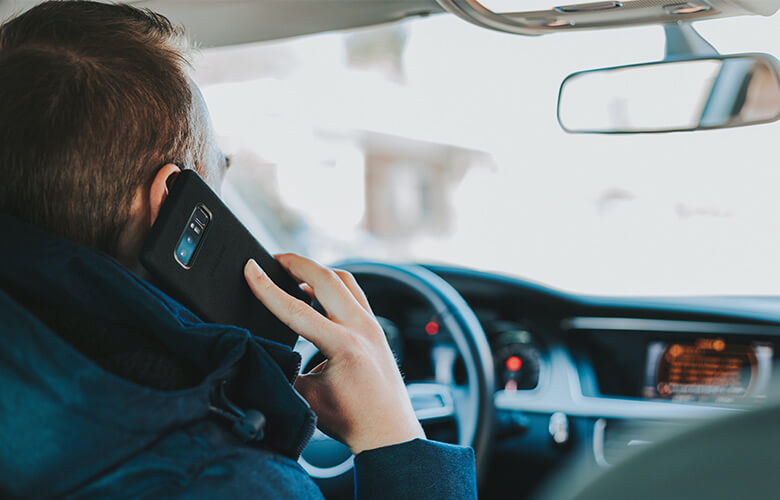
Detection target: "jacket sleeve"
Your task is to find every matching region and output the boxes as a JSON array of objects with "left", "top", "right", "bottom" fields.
[{"left": 353, "top": 439, "right": 477, "bottom": 499}]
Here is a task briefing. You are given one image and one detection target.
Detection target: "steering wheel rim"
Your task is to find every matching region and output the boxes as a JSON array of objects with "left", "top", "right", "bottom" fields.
[{"left": 297, "top": 262, "right": 495, "bottom": 482}]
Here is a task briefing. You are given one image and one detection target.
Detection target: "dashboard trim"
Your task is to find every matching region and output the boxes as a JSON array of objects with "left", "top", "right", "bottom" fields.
[
  {"left": 563, "top": 317, "right": 780, "bottom": 336},
  {"left": 494, "top": 343, "right": 741, "bottom": 420},
  {"left": 495, "top": 390, "right": 739, "bottom": 419}
]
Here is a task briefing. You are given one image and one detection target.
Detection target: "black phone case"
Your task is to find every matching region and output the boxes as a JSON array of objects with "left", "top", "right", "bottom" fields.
[{"left": 139, "top": 170, "right": 308, "bottom": 347}]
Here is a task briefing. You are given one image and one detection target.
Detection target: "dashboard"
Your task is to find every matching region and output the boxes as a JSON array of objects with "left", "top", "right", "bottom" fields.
[{"left": 352, "top": 264, "right": 780, "bottom": 497}]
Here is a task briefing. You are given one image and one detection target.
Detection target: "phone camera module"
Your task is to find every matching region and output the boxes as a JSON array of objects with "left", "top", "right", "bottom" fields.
[{"left": 175, "top": 204, "right": 210, "bottom": 268}]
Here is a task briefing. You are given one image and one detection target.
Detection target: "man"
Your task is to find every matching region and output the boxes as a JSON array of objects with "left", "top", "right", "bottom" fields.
[{"left": 0, "top": 1, "right": 477, "bottom": 498}]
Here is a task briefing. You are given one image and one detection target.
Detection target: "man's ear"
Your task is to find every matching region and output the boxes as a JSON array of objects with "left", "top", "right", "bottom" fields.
[{"left": 149, "top": 164, "right": 181, "bottom": 224}]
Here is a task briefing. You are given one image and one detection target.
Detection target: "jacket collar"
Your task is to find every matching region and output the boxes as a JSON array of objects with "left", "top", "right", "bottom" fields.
[{"left": 0, "top": 214, "right": 315, "bottom": 496}]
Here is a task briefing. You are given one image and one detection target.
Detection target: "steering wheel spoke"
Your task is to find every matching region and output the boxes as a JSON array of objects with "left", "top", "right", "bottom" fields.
[
  {"left": 407, "top": 382, "right": 457, "bottom": 422},
  {"left": 407, "top": 382, "right": 476, "bottom": 446},
  {"left": 451, "top": 385, "right": 477, "bottom": 443}
]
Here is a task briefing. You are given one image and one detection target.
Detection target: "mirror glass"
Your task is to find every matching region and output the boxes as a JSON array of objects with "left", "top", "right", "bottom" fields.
[{"left": 558, "top": 55, "right": 780, "bottom": 134}]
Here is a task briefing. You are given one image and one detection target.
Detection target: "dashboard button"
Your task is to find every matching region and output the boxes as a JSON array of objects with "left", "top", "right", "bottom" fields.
[{"left": 549, "top": 412, "right": 570, "bottom": 445}]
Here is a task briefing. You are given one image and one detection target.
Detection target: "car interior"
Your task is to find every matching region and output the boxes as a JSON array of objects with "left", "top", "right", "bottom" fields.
[{"left": 4, "top": 0, "right": 780, "bottom": 498}]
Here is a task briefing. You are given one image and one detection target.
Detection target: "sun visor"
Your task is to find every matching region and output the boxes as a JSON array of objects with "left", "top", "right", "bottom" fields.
[{"left": 129, "top": 0, "right": 443, "bottom": 47}]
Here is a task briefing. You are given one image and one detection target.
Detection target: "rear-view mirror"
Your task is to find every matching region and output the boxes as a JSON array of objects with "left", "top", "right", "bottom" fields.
[{"left": 557, "top": 54, "right": 780, "bottom": 134}]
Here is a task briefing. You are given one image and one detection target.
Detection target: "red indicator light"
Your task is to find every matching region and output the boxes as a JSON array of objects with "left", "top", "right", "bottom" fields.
[
  {"left": 506, "top": 355, "right": 522, "bottom": 372},
  {"left": 425, "top": 321, "right": 439, "bottom": 336}
]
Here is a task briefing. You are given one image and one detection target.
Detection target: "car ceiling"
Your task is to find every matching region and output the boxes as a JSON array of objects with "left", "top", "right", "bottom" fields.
[
  {"left": 0, "top": 0, "right": 444, "bottom": 47},
  {"left": 2, "top": 0, "right": 779, "bottom": 48}
]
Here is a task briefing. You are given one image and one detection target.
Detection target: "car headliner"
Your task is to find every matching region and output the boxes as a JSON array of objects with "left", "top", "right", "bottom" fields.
[
  {"left": 3, "top": 0, "right": 780, "bottom": 47},
  {"left": 0, "top": 0, "right": 444, "bottom": 47}
]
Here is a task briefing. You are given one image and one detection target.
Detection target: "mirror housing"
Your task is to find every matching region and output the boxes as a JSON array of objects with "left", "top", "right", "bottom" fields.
[{"left": 557, "top": 53, "right": 780, "bottom": 134}]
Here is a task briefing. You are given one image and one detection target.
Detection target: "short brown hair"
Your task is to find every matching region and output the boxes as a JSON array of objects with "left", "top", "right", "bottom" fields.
[{"left": 0, "top": 0, "right": 207, "bottom": 254}]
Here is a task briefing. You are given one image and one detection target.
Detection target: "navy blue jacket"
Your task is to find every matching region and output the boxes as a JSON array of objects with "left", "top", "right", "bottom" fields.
[{"left": 0, "top": 214, "right": 477, "bottom": 499}]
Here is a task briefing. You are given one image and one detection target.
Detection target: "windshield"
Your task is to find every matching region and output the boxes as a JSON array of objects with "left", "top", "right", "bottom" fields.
[{"left": 194, "top": 16, "right": 780, "bottom": 297}]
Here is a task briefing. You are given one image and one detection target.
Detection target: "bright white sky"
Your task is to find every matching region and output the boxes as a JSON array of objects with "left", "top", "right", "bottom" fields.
[{"left": 196, "top": 13, "right": 780, "bottom": 297}]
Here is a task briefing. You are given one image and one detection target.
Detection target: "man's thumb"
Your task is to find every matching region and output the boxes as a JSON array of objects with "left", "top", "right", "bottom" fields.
[{"left": 294, "top": 373, "right": 322, "bottom": 409}]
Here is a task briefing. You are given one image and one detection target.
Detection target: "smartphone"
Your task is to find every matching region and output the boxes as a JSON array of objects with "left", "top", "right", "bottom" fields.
[{"left": 139, "top": 169, "right": 309, "bottom": 347}]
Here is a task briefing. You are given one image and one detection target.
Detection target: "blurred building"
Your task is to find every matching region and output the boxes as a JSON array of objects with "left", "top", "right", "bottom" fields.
[{"left": 357, "top": 131, "right": 487, "bottom": 240}]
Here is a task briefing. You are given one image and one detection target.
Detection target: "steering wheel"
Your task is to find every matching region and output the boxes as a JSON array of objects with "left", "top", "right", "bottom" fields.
[{"left": 296, "top": 262, "right": 495, "bottom": 490}]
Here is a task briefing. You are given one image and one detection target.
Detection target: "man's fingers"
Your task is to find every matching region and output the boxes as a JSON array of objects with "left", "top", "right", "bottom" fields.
[
  {"left": 306, "top": 359, "right": 328, "bottom": 375},
  {"left": 293, "top": 373, "right": 319, "bottom": 406},
  {"left": 275, "top": 253, "right": 363, "bottom": 321},
  {"left": 300, "top": 283, "right": 315, "bottom": 299},
  {"left": 244, "top": 259, "right": 338, "bottom": 355},
  {"left": 333, "top": 269, "right": 372, "bottom": 313},
  {"left": 293, "top": 370, "right": 328, "bottom": 409}
]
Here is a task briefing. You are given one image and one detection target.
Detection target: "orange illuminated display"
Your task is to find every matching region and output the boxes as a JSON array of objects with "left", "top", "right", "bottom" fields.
[{"left": 656, "top": 340, "right": 757, "bottom": 400}]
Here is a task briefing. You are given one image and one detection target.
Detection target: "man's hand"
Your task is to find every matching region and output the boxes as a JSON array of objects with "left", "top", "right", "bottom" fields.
[{"left": 244, "top": 254, "right": 425, "bottom": 454}]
